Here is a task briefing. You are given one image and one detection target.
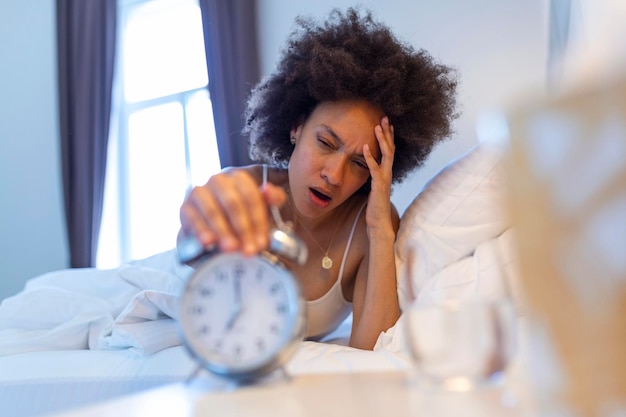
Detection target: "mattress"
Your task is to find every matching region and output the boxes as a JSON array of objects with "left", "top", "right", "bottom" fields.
[
  {"left": 0, "top": 339, "right": 411, "bottom": 417},
  {"left": 0, "top": 346, "right": 195, "bottom": 417}
]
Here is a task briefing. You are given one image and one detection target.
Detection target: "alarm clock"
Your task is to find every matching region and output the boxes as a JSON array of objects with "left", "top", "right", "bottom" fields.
[{"left": 177, "top": 217, "right": 308, "bottom": 382}]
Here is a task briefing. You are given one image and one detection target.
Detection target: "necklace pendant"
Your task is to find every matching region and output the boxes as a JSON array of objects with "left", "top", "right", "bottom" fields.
[{"left": 322, "top": 255, "right": 333, "bottom": 270}]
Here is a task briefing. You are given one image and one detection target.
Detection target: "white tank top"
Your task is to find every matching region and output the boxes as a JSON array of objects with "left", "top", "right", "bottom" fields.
[{"left": 304, "top": 202, "right": 366, "bottom": 339}]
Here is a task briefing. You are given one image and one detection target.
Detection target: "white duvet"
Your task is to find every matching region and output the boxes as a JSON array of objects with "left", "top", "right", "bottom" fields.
[
  {"left": 0, "top": 250, "right": 194, "bottom": 356},
  {"left": 0, "top": 249, "right": 411, "bottom": 359}
]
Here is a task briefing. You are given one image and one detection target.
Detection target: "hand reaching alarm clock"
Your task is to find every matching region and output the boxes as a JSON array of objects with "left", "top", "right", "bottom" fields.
[{"left": 176, "top": 183, "right": 308, "bottom": 382}]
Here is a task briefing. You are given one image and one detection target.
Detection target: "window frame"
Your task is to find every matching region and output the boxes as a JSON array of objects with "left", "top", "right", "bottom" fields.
[{"left": 98, "top": 0, "right": 213, "bottom": 267}]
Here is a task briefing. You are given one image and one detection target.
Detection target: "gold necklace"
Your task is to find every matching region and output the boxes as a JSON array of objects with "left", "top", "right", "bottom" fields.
[{"left": 287, "top": 191, "right": 339, "bottom": 270}]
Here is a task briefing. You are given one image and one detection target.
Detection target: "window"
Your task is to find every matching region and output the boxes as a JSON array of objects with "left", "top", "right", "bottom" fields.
[{"left": 97, "top": 0, "right": 221, "bottom": 268}]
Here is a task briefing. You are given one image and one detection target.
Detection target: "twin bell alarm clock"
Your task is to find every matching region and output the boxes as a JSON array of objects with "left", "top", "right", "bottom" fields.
[{"left": 176, "top": 206, "right": 308, "bottom": 382}]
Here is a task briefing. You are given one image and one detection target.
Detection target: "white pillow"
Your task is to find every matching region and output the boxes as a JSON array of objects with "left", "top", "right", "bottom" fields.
[{"left": 395, "top": 143, "right": 512, "bottom": 309}]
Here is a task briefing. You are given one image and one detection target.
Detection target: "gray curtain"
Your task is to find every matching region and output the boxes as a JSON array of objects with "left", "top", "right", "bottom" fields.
[
  {"left": 57, "top": 0, "right": 117, "bottom": 268},
  {"left": 548, "top": 0, "right": 572, "bottom": 89},
  {"left": 198, "top": 0, "right": 260, "bottom": 167}
]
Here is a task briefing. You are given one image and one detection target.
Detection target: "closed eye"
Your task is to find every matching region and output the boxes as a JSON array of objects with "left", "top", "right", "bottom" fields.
[
  {"left": 353, "top": 159, "right": 368, "bottom": 170},
  {"left": 318, "top": 137, "right": 334, "bottom": 149}
]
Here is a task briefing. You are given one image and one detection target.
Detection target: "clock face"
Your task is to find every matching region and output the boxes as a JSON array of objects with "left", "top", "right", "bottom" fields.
[{"left": 179, "top": 252, "right": 305, "bottom": 379}]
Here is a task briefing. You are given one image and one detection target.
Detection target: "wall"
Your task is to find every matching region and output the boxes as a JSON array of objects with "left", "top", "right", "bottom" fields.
[
  {"left": 0, "top": 0, "right": 69, "bottom": 300},
  {"left": 0, "top": 0, "right": 548, "bottom": 301},
  {"left": 255, "top": 0, "right": 548, "bottom": 213}
]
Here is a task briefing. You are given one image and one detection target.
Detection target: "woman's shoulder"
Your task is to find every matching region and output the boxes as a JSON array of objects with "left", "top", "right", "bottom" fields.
[
  {"left": 223, "top": 164, "right": 288, "bottom": 186},
  {"left": 268, "top": 166, "right": 289, "bottom": 186}
]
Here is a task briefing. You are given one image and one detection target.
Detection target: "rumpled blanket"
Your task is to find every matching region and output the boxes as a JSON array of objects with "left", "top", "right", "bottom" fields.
[{"left": 0, "top": 250, "right": 193, "bottom": 356}]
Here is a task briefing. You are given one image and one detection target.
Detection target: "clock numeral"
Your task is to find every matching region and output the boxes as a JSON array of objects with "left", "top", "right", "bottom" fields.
[
  {"left": 196, "top": 325, "right": 210, "bottom": 336},
  {"left": 276, "top": 303, "right": 288, "bottom": 314},
  {"left": 213, "top": 339, "right": 223, "bottom": 352},
  {"left": 199, "top": 287, "right": 213, "bottom": 297},
  {"left": 256, "top": 269, "right": 265, "bottom": 281},
  {"left": 256, "top": 338, "right": 266, "bottom": 352},
  {"left": 233, "top": 345, "right": 243, "bottom": 358},
  {"left": 234, "top": 262, "right": 245, "bottom": 277},
  {"left": 270, "top": 323, "right": 280, "bottom": 334},
  {"left": 269, "top": 283, "right": 281, "bottom": 294},
  {"left": 188, "top": 305, "right": 205, "bottom": 315},
  {"left": 216, "top": 270, "right": 227, "bottom": 282}
]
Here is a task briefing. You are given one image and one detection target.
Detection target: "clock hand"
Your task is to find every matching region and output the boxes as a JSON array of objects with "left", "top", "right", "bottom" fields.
[
  {"left": 225, "top": 305, "right": 241, "bottom": 331},
  {"left": 225, "top": 272, "right": 243, "bottom": 331}
]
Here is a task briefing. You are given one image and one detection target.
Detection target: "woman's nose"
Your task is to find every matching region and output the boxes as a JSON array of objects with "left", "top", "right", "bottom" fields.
[{"left": 321, "top": 156, "right": 346, "bottom": 186}]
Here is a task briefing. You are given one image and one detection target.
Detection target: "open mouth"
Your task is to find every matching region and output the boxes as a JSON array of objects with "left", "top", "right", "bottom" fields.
[{"left": 311, "top": 188, "right": 331, "bottom": 202}]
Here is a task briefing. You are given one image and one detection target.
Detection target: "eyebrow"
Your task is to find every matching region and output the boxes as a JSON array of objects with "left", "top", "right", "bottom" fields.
[{"left": 319, "top": 124, "right": 366, "bottom": 160}]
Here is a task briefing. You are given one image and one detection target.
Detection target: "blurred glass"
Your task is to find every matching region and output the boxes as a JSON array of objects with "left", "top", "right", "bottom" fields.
[{"left": 403, "top": 244, "right": 517, "bottom": 392}]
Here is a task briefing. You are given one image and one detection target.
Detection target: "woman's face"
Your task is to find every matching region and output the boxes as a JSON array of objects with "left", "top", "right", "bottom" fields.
[{"left": 288, "top": 99, "right": 384, "bottom": 218}]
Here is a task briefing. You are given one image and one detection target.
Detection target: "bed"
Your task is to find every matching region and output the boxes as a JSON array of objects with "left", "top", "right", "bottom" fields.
[{"left": 0, "top": 143, "right": 515, "bottom": 417}]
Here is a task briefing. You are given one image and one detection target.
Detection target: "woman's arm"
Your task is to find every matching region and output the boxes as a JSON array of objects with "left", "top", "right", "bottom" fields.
[
  {"left": 350, "top": 210, "right": 400, "bottom": 350},
  {"left": 349, "top": 116, "right": 401, "bottom": 350}
]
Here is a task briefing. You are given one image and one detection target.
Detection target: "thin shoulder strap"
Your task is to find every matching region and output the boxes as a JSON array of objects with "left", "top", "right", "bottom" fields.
[
  {"left": 262, "top": 163, "right": 268, "bottom": 186},
  {"left": 336, "top": 202, "right": 367, "bottom": 283}
]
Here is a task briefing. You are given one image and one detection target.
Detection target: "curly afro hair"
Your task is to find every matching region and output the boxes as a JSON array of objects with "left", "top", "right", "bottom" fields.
[{"left": 244, "top": 7, "right": 459, "bottom": 186}]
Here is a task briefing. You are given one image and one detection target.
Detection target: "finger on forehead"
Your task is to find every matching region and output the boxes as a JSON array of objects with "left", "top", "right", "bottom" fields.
[{"left": 375, "top": 124, "right": 393, "bottom": 154}]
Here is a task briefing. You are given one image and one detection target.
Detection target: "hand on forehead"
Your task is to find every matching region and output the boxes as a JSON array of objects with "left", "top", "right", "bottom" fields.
[{"left": 294, "top": 100, "right": 386, "bottom": 158}]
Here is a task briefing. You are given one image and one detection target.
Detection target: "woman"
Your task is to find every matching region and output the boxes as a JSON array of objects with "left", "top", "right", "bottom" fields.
[{"left": 179, "top": 8, "right": 458, "bottom": 350}]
